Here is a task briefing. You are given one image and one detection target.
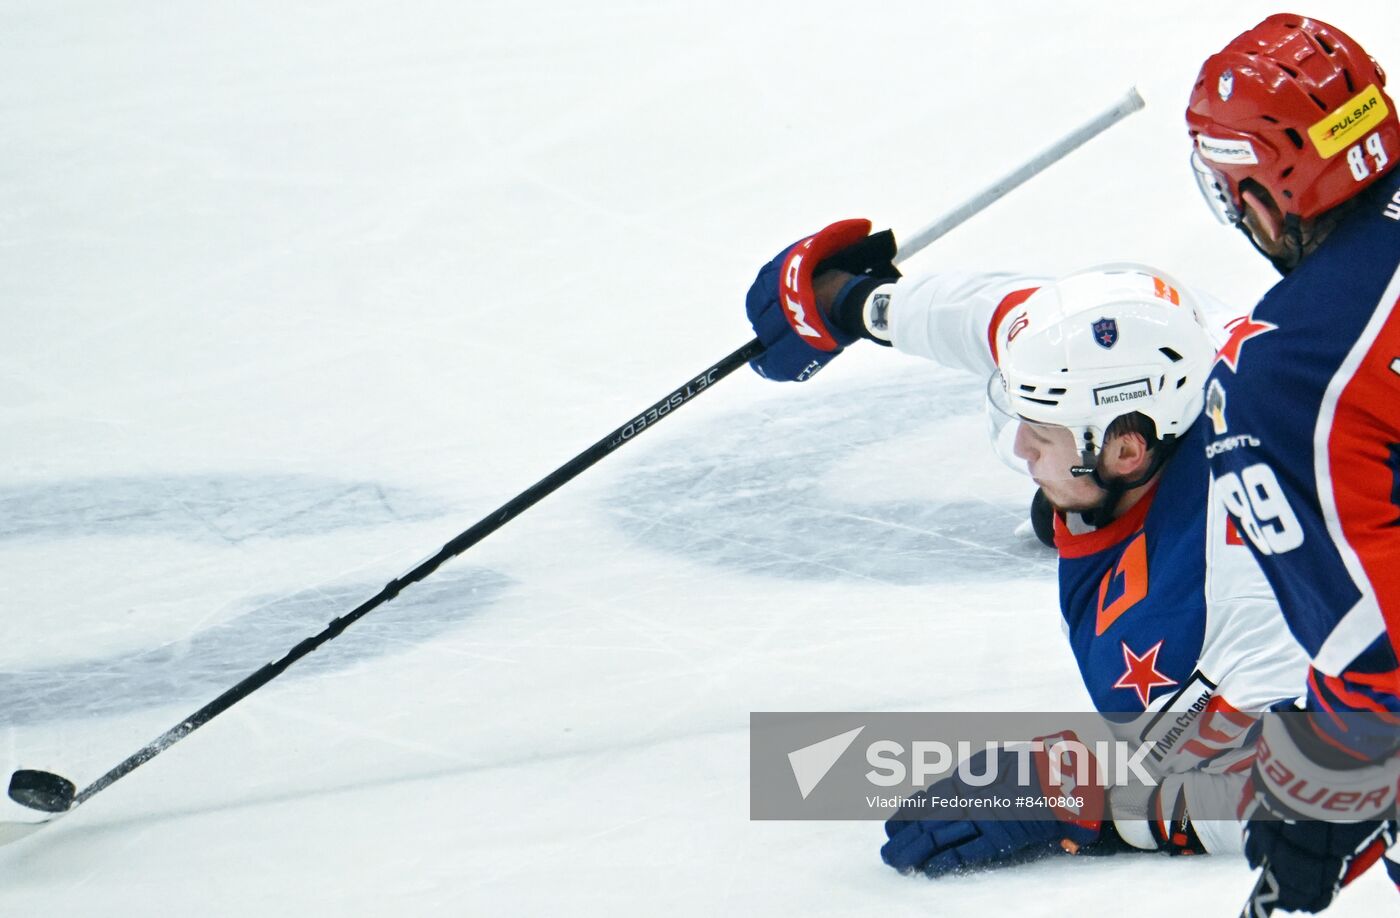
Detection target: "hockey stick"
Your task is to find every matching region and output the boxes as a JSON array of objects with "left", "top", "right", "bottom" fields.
[
  {"left": 3, "top": 86, "right": 1145, "bottom": 831},
  {"left": 896, "top": 87, "right": 1145, "bottom": 262},
  {"left": 6, "top": 341, "right": 764, "bottom": 817},
  {"left": 1240, "top": 862, "right": 1280, "bottom": 918}
]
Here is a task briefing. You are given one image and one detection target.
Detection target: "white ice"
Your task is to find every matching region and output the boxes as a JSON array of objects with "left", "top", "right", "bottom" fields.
[{"left": 1, "top": 2, "right": 1396, "bottom": 915}]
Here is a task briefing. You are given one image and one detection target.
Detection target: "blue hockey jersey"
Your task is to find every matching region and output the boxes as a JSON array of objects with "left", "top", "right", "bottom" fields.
[
  {"left": 884, "top": 269, "right": 1308, "bottom": 727},
  {"left": 1056, "top": 422, "right": 1211, "bottom": 713},
  {"left": 1203, "top": 168, "right": 1400, "bottom": 759}
]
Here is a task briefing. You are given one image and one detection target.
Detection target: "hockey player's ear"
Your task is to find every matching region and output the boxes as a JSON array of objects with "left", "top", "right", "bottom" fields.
[
  {"left": 1239, "top": 183, "right": 1287, "bottom": 252},
  {"left": 1102, "top": 432, "right": 1152, "bottom": 478}
]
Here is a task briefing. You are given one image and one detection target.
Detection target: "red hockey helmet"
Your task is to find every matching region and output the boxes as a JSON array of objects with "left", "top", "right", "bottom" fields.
[{"left": 1185, "top": 13, "right": 1399, "bottom": 223}]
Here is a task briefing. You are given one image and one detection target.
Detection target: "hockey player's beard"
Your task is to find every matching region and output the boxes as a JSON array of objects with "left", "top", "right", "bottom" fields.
[
  {"left": 1035, "top": 476, "right": 1109, "bottom": 515},
  {"left": 1051, "top": 442, "right": 1177, "bottom": 526},
  {"left": 1239, "top": 187, "right": 1352, "bottom": 276},
  {"left": 1240, "top": 216, "right": 1304, "bottom": 275}
]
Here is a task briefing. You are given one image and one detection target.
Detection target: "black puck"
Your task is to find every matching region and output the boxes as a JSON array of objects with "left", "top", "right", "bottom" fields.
[{"left": 8, "top": 770, "right": 76, "bottom": 813}]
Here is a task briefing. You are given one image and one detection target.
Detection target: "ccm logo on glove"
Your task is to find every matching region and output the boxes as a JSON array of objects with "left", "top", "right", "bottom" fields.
[
  {"left": 775, "top": 221, "right": 872, "bottom": 352},
  {"left": 781, "top": 244, "right": 828, "bottom": 344},
  {"left": 744, "top": 219, "right": 872, "bottom": 382}
]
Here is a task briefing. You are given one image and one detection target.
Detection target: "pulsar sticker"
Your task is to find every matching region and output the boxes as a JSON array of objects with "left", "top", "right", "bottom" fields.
[{"left": 1308, "top": 84, "right": 1388, "bottom": 159}]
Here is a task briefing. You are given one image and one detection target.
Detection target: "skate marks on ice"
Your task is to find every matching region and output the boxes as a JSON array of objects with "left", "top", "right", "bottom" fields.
[
  {"left": 0, "top": 474, "right": 444, "bottom": 544},
  {"left": 0, "top": 473, "right": 509, "bottom": 726},
  {"left": 604, "top": 370, "right": 1054, "bottom": 584},
  {"left": 0, "top": 568, "right": 512, "bottom": 727}
]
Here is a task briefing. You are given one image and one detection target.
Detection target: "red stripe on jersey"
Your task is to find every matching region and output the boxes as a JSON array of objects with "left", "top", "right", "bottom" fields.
[
  {"left": 1303, "top": 691, "right": 1377, "bottom": 763},
  {"left": 1322, "top": 672, "right": 1392, "bottom": 714},
  {"left": 1309, "top": 667, "right": 1339, "bottom": 716},
  {"left": 1308, "top": 667, "right": 1348, "bottom": 732},
  {"left": 1181, "top": 699, "right": 1256, "bottom": 761},
  {"left": 1344, "top": 668, "right": 1400, "bottom": 693},
  {"left": 1316, "top": 669, "right": 1400, "bottom": 724},
  {"left": 987, "top": 287, "right": 1039, "bottom": 366},
  {"left": 1054, "top": 482, "right": 1158, "bottom": 559},
  {"left": 1325, "top": 293, "right": 1400, "bottom": 665},
  {"left": 1195, "top": 696, "right": 1255, "bottom": 745},
  {"left": 1206, "top": 693, "right": 1252, "bottom": 722}
]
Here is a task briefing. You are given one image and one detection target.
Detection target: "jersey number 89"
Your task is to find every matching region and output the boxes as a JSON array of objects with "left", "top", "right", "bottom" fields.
[{"left": 1216, "top": 463, "right": 1305, "bottom": 555}]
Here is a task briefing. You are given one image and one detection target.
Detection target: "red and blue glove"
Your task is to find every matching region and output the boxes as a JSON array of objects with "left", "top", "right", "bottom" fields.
[
  {"left": 745, "top": 219, "right": 899, "bottom": 382},
  {"left": 881, "top": 732, "right": 1109, "bottom": 877}
]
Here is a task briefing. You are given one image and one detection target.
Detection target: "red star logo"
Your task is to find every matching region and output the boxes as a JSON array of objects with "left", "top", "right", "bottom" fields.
[
  {"left": 1215, "top": 315, "right": 1277, "bottom": 372},
  {"left": 1113, "top": 640, "right": 1178, "bottom": 708}
]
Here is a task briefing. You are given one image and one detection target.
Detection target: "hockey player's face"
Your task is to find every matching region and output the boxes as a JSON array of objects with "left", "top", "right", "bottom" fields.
[{"left": 1011, "top": 422, "right": 1103, "bottom": 511}]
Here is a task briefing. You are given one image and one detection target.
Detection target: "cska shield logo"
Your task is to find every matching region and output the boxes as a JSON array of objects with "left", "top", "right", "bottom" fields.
[
  {"left": 1218, "top": 68, "right": 1234, "bottom": 102},
  {"left": 1092, "top": 317, "right": 1119, "bottom": 349}
]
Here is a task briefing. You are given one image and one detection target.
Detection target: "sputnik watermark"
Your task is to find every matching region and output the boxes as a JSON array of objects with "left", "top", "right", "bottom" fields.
[
  {"left": 787, "top": 727, "right": 865, "bottom": 800},
  {"left": 863, "top": 792, "right": 1083, "bottom": 810},
  {"left": 790, "top": 734, "right": 1157, "bottom": 805},
  {"left": 753, "top": 712, "right": 1170, "bottom": 820},
  {"left": 864, "top": 738, "right": 1157, "bottom": 788},
  {"left": 752, "top": 711, "right": 1399, "bottom": 820}
]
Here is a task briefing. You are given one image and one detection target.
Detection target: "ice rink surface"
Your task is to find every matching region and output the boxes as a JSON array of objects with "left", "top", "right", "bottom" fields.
[{"left": 2, "top": 1, "right": 1397, "bottom": 914}]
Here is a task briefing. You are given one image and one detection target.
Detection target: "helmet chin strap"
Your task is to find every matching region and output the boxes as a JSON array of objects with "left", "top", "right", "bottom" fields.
[{"left": 1077, "top": 436, "right": 1181, "bottom": 527}]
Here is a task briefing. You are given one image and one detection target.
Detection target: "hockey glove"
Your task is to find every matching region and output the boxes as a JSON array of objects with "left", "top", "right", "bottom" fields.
[
  {"left": 881, "top": 732, "right": 1106, "bottom": 877},
  {"left": 1241, "top": 713, "right": 1400, "bottom": 913},
  {"left": 745, "top": 219, "right": 899, "bottom": 382}
]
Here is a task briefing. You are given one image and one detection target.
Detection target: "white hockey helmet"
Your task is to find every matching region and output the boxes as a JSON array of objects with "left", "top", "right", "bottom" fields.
[{"left": 986, "top": 264, "right": 1215, "bottom": 479}]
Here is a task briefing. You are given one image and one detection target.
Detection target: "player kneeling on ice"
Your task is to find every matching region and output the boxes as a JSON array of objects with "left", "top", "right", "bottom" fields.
[{"left": 744, "top": 222, "right": 1318, "bottom": 875}]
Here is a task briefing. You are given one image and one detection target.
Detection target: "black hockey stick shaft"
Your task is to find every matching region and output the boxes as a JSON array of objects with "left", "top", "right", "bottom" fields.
[
  {"left": 13, "top": 86, "right": 1147, "bottom": 818},
  {"left": 69, "top": 337, "right": 766, "bottom": 807},
  {"left": 1240, "top": 862, "right": 1278, "bottom": 918}
]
